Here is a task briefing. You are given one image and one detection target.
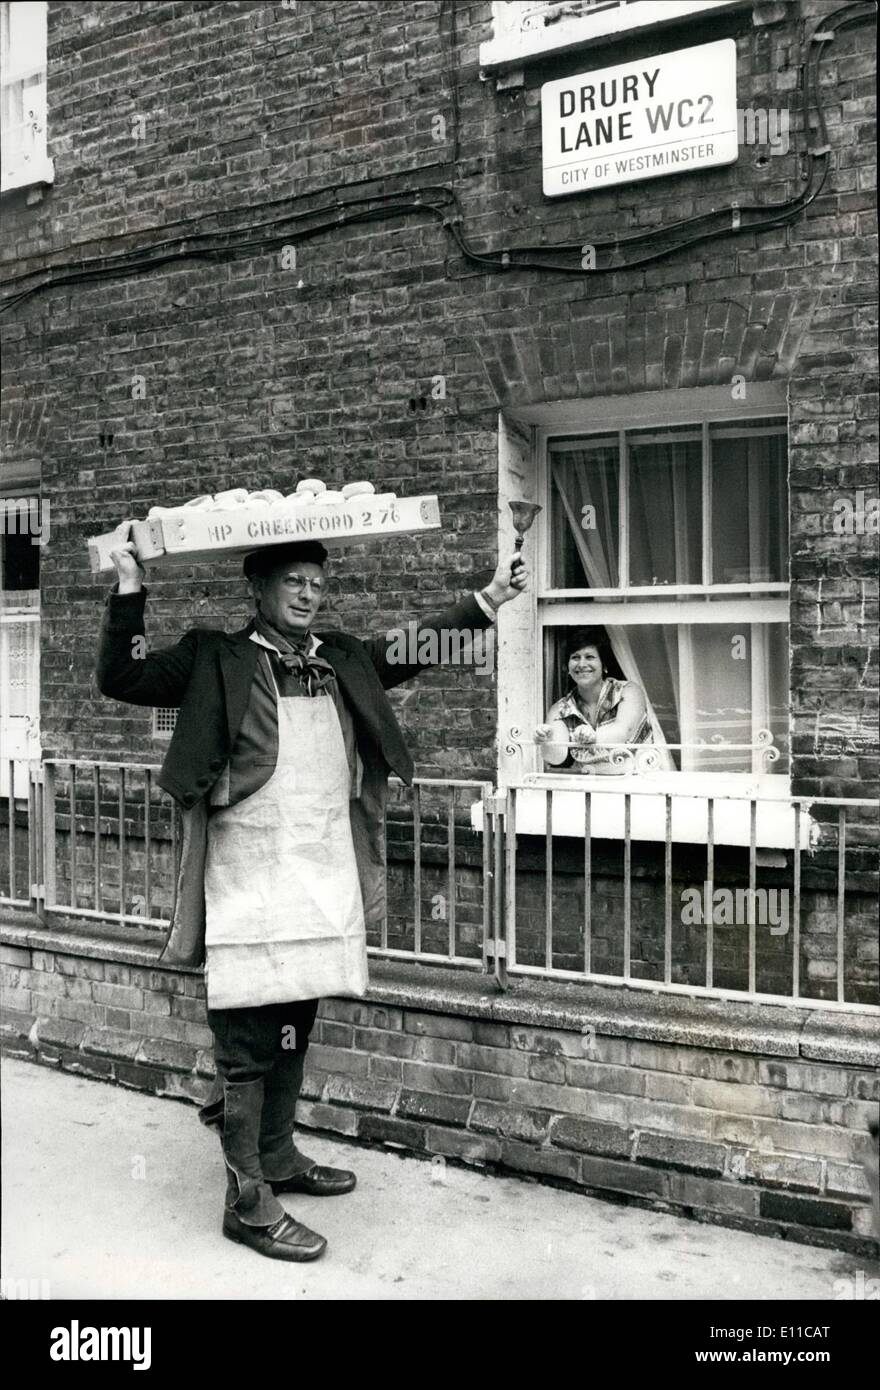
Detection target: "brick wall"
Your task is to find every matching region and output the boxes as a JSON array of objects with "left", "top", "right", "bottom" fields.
[
  {"left": 2, "top": 925, "right": 878, "bottom": 1255},
  {"left": 0, "top": 0, "right": 875, "bottom": 791}
]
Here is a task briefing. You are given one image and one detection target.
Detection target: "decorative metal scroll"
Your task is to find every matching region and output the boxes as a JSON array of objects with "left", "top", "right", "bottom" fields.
[
  {"left": 505, "top": 726, "right": 781, "bottom": 774},
  {"left": 518, "top": 2, "right": 624, "bottom": 34}
]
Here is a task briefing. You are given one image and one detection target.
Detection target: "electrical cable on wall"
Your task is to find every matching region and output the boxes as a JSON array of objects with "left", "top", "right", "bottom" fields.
[{"left": 0, "top": 2, "right": 873, "bottom": 316}]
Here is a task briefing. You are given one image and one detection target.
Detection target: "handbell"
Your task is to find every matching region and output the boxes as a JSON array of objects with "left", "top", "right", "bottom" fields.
[{"left": 509, "top": 499, "right": 542, "bottom": 552}]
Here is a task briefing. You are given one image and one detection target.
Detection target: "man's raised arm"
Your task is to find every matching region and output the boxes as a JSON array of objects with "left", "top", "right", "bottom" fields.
[
  {"left": 364, "top": 553, "right": 527, "bottom": 690},
  {"left": 95, "top": 541, "right": 199, "bottom": 708}
]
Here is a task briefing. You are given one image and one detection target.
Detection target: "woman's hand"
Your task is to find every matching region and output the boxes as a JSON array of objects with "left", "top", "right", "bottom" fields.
[{"left": 535, "top": 720, "right": 569, "bottom": 766}]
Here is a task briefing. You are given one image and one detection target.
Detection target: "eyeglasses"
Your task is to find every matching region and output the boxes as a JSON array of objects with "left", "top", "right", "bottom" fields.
[{"left": 282, "top": 573, "right": 324, "bottom": 597}]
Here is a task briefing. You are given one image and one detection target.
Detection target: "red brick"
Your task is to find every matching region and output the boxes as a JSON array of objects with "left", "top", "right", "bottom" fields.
[
  {"left": 317, "top": 1020, "right": 354, "bottom": 1048},
  {"left": 744, "top": 1152, "right": 823, "bottom": 1191},
  {"left": 54, "top": 955, "right": 107, "bottom": 981},
  {"left": 368, "top": 1055, "right": 403, "bottom": 1083},
  {"left": 825, "top": 1161, "right": 873, "bottom": 1199},
  {"left": 0, "top": 946, "right": 32, "bottom": 966},
  {"left": 425, "top": 1125, "right": 502, "bottom": 1165},
  {"left": 308, "top": 1043, "right": 370, "bottom": 1078},
  {"left": 759, "top": 1191, "right": 853, "bottom": 1231},
  {"left": 472, "top": 1022, "right": 511, "bottom": 1048},
  {"left": 114, "top": 1062, "right": 164, "bottom": 1093},
  {"left": 324, "top": 1075, "right": 399, "bottom": 1113},
  {"left": 635, "top": 1132, "right": 726, "bottom": 1177},
  {"left": 579, "top": 1154, "right": 669, "bottom": 1199},
  {"left": 500, "top": 1139, "right": 582, "bottom": 1184},
  {"left": 34, "top": 1018, "right": 85, "bottom": 1052},
  {"left": 136, "top": 1038, "right": 199, "bottom": 1073},
  {"left": 667, "top": 1173, "right": 760, "bottom": 1217},
  {"left": 82, "top": 1026, "right": 141, "bottom": 1061},
  {"left": 357, "top": 1114, "right": 427, "bottom": 1150},
  {"left": 397, "top": 1088, "right": 472, "bottom": 1127},
  {"left": 510, "top": 1028, "right": 585, "bottom": 1058},
  {"left": 470, "top": 1100, "right": 551, "bottom": 1142},
  {"left": 61, "top": 1054, "right": 114, "bottom": 1081},
  {"left": 455, "top": 1043, "right": 529, "bottom": 1077},
  {"left": 93, "top": 983, "right": 144, "bottom": 1011},
  {"left": 300, "top": 1067, "right": 330, "bottom": 1101},
  {"left": 403, "top": 1012, "right": 474, "bottom": 1042},
  {"left": 0, "top": 1008, "right": 35, "bottom": 1044},
  {"left": 400, "top": 1061, "right": 472, "bottom": 1096},
  {"left": 353, "top": 1027, "right": 416, "bottom": 1058},
  {"left": 550, "top": 1116, "right": 633, "bottom": 1160},
  {"left": 297, "top": 1099, "right": 360, "bottom": 1137}
]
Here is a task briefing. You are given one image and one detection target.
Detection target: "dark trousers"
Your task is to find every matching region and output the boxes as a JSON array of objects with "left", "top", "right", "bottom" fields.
[
  {"left": 206, "top": 998, "right": 320, "bottom": 1084},
  {"left": 200, "top": 998, "right": 321, "bottom": 1206}
]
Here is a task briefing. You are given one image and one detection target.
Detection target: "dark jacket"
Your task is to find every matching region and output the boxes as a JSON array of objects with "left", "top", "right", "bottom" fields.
[{"left": 95, "top": 587, "right": 492, "bottom": 966}]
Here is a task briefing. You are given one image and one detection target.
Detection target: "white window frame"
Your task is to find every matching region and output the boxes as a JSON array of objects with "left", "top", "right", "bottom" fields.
[
  {"left": 0, "top": 592, "right": 40, "bottom": 801},
  {"left": 492, "top": 383, "right": 800, "bottom": 847},
  {"left": 479, "top": 0, "right": 751, "bottom": 72},
  {"left": 1, "top": 484, "right": 42, "bottom": 800},
  {"left": 1, "top": 0, "right": 54, "bottom": 194}
]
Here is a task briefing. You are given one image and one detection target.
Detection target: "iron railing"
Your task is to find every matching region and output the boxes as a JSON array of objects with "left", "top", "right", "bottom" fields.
[
  {"left": 1, "top": 758, "right": 877, "bottom": 1014},
  {"left": 494, "top": 783, "right": 879, "bottom": 1012}
]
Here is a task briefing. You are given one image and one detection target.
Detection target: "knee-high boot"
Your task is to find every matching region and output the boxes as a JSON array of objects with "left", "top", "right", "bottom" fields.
[
  {"left": 219, "top": 1078, "right": 327, "bottom": 1262},
  {"left": 259, "top": 1049, "right": 315, "bottom": 1183}
]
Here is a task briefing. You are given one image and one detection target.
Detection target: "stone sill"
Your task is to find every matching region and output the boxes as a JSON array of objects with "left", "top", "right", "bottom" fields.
[
  {"left": 3, "top": 910, "right": 878, "bottom": 1067},
  {"left": 0, "top": 157, "right": 55, "bottom": 197}
]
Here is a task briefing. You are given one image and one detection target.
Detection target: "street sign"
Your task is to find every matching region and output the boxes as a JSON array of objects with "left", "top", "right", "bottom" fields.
[{"left": 541, "top": 38, "right": 738, "bottom": 197}]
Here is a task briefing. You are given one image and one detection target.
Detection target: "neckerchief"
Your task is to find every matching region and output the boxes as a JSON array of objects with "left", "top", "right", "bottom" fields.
[{"left": 254, "top": 612, "right": 336, "bottom": 697}]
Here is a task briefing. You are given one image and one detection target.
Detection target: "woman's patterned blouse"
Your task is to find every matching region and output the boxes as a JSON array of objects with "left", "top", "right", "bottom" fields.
[{"left": 547, "top": 677, "right": 653, "bottom": 772}]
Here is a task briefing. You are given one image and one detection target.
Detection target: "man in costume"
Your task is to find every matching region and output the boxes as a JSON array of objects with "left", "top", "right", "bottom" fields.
[{"left": 96, "top": 536, "right": 526, "bottom": 1261}]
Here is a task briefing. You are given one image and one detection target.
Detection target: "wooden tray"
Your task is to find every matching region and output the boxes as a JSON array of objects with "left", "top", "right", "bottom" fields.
[{"left": 88, "top": 495, "right": 441, "bottom": 574}]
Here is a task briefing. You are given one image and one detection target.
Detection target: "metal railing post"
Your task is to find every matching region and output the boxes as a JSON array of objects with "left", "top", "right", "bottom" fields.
[
  {"left": 484, "top": 788, "right": 508, "bottom": 991},
  {"left": 28, "top": 762, "right": 44, "bottom": 920},
  {"left": 41, "top": 759, "right": 57, "bottom": 918}
]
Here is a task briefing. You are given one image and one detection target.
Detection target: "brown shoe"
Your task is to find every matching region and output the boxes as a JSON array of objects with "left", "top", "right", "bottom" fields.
[
  {"left": 270, "top": 1164, "right": 357, "bottom": 1197},
  {"left": 222, "top": 1209, "right": 327, "bottom": 1261}
]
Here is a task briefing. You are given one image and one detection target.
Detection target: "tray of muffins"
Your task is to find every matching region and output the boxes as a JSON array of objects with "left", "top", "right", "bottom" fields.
[{"left": 87, "top": 479, "right": 441, "bottom": 574}]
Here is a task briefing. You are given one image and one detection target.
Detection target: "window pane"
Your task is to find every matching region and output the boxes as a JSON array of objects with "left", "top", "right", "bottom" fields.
[
  {"left": 684, "top": 623, "right": 750, "bottom": 770},
  {"left": 549, "top": 440, "right": 619, "bottom": 588},
  {"left": 711, "top": 428, "right": 787, "bottom": 583},
  {"left": 542, "top": 621, "right": 789, "bottom": 774},
  {"left": 1, "top": 529, "right": 40, "bottom": 589},
  {"left": 628, "top": 435, "right": 702, "bottom": 586}
]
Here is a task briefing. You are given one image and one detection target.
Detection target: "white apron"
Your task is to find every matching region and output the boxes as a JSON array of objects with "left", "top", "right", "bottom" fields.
[{"left": 203, "top": 657, "right": 369, "bottom": 1010}]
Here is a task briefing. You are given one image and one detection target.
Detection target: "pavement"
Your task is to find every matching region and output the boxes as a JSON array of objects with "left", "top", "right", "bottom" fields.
[{"left": 2, "top": 1056, "right": 876, "bottom": 1301}]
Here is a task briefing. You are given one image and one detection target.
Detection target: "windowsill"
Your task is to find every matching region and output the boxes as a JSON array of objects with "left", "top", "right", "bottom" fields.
[
  {"left": 0, "top": 156, "right": 55, "bottom": 195},
  {"left": 528, "top": 769, "right": 792, "bottom": 796},
  {"left": 479, "top": 0, "right": 750, "bottom": 72},
  {"left": 474, "top": 774, "right": 815, "bottom": 851}
]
